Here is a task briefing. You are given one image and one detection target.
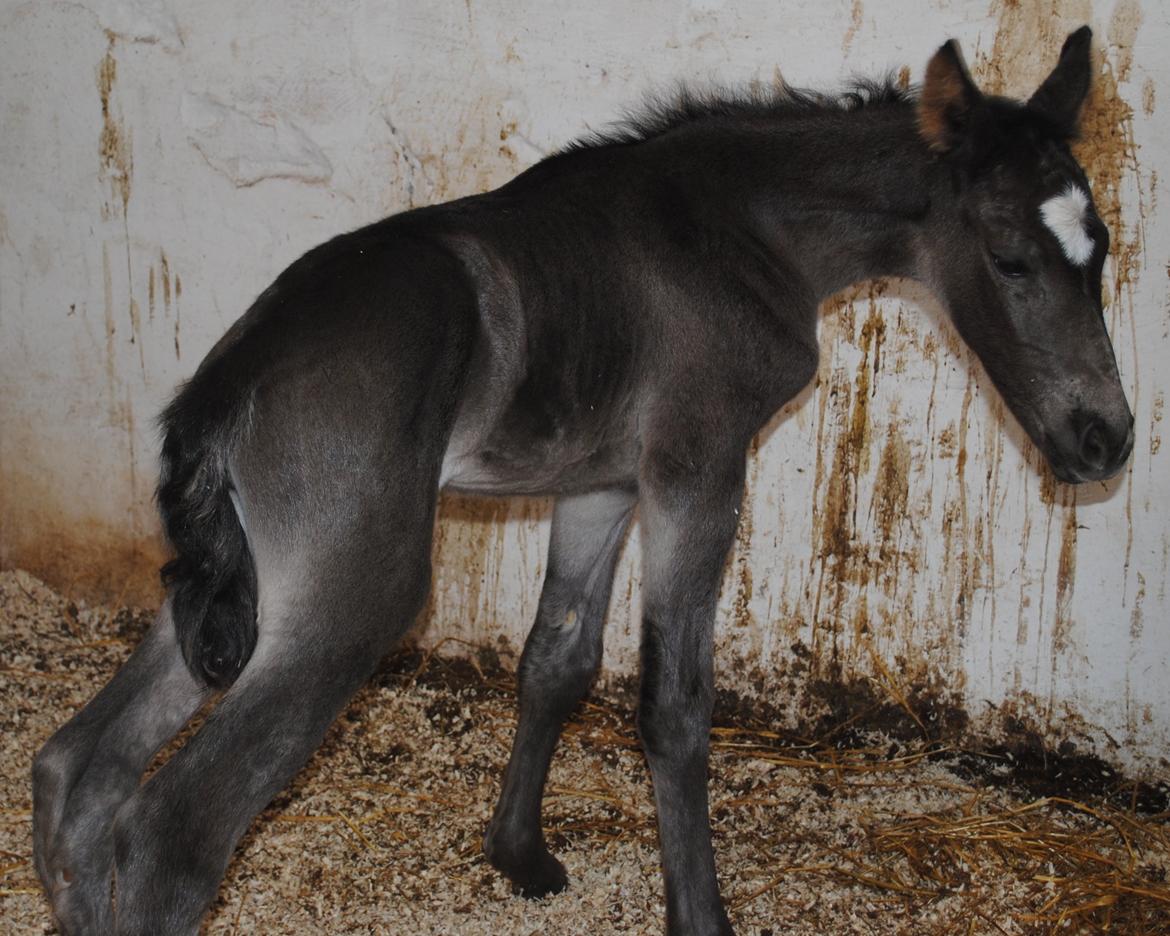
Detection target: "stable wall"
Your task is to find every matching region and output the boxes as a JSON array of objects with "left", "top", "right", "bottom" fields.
[{"left": 2, "top": 0, "right": 1167, "bottom": 771}]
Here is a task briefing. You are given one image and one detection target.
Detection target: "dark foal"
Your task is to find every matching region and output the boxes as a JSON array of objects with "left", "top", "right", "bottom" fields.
[{"left": 34, "top": 27, "right": 1133, "bottom": 935}]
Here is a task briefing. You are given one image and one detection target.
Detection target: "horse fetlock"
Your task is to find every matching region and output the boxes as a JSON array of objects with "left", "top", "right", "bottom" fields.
[{"left": 482, "top": 824, "right": 569, "bottom": 898}]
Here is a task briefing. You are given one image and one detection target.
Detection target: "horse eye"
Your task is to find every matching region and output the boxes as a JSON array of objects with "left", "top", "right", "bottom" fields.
[{"left": 991, "top": 253, "right": 1029, "bottom": 278}]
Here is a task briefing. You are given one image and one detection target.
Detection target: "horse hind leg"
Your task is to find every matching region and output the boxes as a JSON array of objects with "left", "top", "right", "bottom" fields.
[
  {"left": 32, "top": 601, "right": 210, "bottom": 935},
  {"left": 484, "top": 487, "right": 636, "bottom": 896},
  {"left": 106, "top": 332, "right": 462, "bottom": 931},
  {"left": 108, "top": 496, "right": 437, "bottom": 934}
]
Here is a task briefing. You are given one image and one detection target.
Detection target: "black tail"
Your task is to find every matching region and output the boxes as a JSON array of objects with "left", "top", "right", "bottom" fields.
[{"left": 157, "top": 378, "right": 257, "bottom": 689}]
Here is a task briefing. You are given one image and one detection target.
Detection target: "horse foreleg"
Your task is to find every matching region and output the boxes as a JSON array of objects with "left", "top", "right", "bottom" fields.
[
  {"left": 484, "top": 487, "right": 636, "bottom": 896},
  {"left": 636, "top": 444, "right": 744, "bottom": 936}
]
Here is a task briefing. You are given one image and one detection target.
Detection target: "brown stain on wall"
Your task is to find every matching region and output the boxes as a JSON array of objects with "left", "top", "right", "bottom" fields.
[
  {"left": 952, "top": 372, "right": 978, "bottom": 633},
  {"left": 5, "top": 526, "right": 165, "bottom": 609},
  {"left": 102, "top": 243, "right": 116, "bottom": 388},
  {"left": 1151, "top": 391, "right": 1163, "bottom": 457},
  {"left": 873, "top": 423, "right": 910, "bottom": 562},
  {"left": 799, "top": 276, "right": 975, "bottom": 691},
  {"left": 156, "top": 250, "right": 182, "bottom": 359},
  {"left": 174, "top": 274, "right": 183, "bottom": 360},
  {"left": 1, "top": 32, "right": 158, "bottom": 603},
  {"left": 1141, "top": 77, "right": 1155, "bottom": 116},
  {"left": 147, "top": 265, "right": 155, "bottom": 321},
  {"left": 161, "top": 250, "right": 172, "bottom": 307},
  {"left": 1, "top": 465, "right": 165, "bottom": 607},
  {"left": 1130, "top": 571, "right": 1145, "bottom": 640},
  {"left": 422, "top": 495, "right": 514, "bottom": 641},
  {"left": 97, "top": 37, "right": 132, "bottom": 215},
  {"left": 388, "top": 99, "right": 531, "bottom": 211},
  {"left": 1076, "top": 58, "right": 1143, "bottom": 306},
  {"left": 809, "top": 290, "right": 890, "bottom": 664},
  {"left": 1108, "top": 0, "right": 1142, "bottom": 84},
  {"left": 1052, "top": 490, "right": 1078, "bottom": 656},
  {"left": 978, "top": 0, "right": 1092, "bottom": 97},
  {"left": 841, "top": 0, "right": 863, "bottom": 55},
  {"left": 730, "top": 436, "right": 760, "bottom": 631}
]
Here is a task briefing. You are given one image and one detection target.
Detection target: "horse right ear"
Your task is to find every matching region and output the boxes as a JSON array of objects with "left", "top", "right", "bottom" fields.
[
  {"left": 1027, "top": 26, "right": 1092, "bottom": 136},
  {"left": 918, "top": 39, "right": 983, "bottom": 153}
]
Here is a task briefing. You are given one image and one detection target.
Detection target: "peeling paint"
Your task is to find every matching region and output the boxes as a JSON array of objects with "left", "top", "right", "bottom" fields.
[
  {"left": 182, "top": 93, "right": 333, "bottom": 187},
  {"left": 91, "top": 0, "right": 182, "bottom": 50}
]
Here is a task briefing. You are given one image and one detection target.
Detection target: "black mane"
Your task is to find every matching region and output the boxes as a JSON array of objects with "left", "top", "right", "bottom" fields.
[{"left": 562, "top": 77, "right": 915, "bottom": 153}]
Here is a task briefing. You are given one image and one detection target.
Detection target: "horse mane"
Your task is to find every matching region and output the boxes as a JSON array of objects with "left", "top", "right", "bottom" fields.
[{"left": 562, "top": 77, "right": 915, "bottom": 153}]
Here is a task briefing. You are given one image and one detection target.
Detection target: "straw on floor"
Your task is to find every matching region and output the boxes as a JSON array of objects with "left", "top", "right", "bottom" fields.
[{"left": 2, "top": 570, "right": 1167, "bottom": 934}]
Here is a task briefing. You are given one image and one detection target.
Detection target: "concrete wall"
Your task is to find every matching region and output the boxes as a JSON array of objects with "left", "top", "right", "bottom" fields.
[{"left": 2, "top": 0, "right": 1167, "bottom": 770}]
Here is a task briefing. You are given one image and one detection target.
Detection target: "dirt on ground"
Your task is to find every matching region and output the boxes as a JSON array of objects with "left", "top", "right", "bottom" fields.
[{"left": 2, "top": 569, "right": 1167, "bottom": 935}]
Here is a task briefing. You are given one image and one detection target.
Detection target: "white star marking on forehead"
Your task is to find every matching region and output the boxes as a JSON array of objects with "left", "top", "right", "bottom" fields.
[{"left": 1039, "top": 184, "right": 1094, "bottom": 267}]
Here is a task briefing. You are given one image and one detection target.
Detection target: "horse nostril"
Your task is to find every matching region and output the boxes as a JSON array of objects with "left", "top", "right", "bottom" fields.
[
  {"left": 1078, "top": 420, "right": 1110, "bottom": 472},
  {"left": 1118, "top": 419, "right": 1136, "bottom": 465}
]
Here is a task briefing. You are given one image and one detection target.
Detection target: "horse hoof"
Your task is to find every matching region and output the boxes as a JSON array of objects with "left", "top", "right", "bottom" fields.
[{"left": 508, "top": 850, "right": 569, "bottom": 899}]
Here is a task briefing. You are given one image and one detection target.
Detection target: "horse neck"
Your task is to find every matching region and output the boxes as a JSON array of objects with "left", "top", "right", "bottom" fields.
[{"left": 671, "top": 104, "right": 939, "bottom": 300}]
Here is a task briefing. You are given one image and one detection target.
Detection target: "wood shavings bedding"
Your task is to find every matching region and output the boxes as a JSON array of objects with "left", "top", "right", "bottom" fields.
[{"left": 1, "top": 571, "right": 1166, "bottom": 934}]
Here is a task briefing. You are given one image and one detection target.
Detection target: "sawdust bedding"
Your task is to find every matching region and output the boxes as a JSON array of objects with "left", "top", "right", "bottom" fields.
[{"left": 1, "top": 570, "right": 1167, "bottom": 934}]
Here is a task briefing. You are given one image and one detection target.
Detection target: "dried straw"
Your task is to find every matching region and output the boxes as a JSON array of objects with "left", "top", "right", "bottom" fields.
[{"left": 1, "top": 570, "right": 1167, "bottom": 935}]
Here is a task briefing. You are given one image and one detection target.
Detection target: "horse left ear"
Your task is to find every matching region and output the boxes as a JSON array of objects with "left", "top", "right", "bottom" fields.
[
  {"left": 1027, "top": 26, "right": 1093, "bottom": 134},
  {"left": 918, "top": 39, "right": 983, "bottom": 153}
]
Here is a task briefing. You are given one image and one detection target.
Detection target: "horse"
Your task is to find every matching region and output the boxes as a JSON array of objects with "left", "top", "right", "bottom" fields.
[{"left": 32, "top": 26, "right": 1133, "bottom": 935}]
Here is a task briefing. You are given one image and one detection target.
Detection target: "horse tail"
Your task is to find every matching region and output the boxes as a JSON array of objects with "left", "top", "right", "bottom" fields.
[{"left": 156, "top": 366, "right": 257, "bottom": 689}]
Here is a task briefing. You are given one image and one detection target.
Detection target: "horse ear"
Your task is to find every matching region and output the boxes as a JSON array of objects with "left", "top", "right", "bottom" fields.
[
  {"left": 1027, "top": 25, "right": 1093, "bottom": 134},
  {"left": 918, "top": 39, "right": 983, "bottom": 153}
]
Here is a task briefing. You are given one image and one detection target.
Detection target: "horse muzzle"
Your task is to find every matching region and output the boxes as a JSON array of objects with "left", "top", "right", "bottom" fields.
[{"left": 1048, "top": 411, "right": 1135, "bottom": 483}]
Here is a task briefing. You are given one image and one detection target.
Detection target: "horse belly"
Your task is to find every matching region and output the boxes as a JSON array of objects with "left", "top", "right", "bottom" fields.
[{"left": 439, "top": 412, "right": 640, "bottom": 496}]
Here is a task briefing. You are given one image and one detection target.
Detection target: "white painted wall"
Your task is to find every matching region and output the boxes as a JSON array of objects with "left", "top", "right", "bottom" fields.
[{"left": 2, "top": 0, "right": 1166, "bottom": 770}]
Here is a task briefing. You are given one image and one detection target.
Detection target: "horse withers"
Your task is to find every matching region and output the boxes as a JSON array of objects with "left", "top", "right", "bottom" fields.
[{"left": 33, "top": 27, "right": 1133, "bottom": 936}]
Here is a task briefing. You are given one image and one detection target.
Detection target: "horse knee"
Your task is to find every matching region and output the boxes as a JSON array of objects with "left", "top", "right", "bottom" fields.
[
  {"left": 32, "top": 736, "right": 73, "bottom": 808},
  {"left": 31, "top": 726, "right": 91, "bottom": 866},
  {"left": 636, "top": 618, "right": 713, "bottom": 764},
  {"left": 519, "top": 599, "right": 602, "bottom": 701},
  {"left": 637, "top": 692, "right": 703, "bottom": 763}
]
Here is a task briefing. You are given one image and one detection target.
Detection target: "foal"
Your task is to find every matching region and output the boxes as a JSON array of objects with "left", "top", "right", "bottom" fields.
[{"left": 34, "top": 27, "right": 1132, "bottom": 935}]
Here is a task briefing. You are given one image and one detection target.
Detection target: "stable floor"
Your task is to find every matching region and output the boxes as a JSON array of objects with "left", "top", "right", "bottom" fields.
[{"left": 2, "top": 570, "right": 1167, "bottom": 935}]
